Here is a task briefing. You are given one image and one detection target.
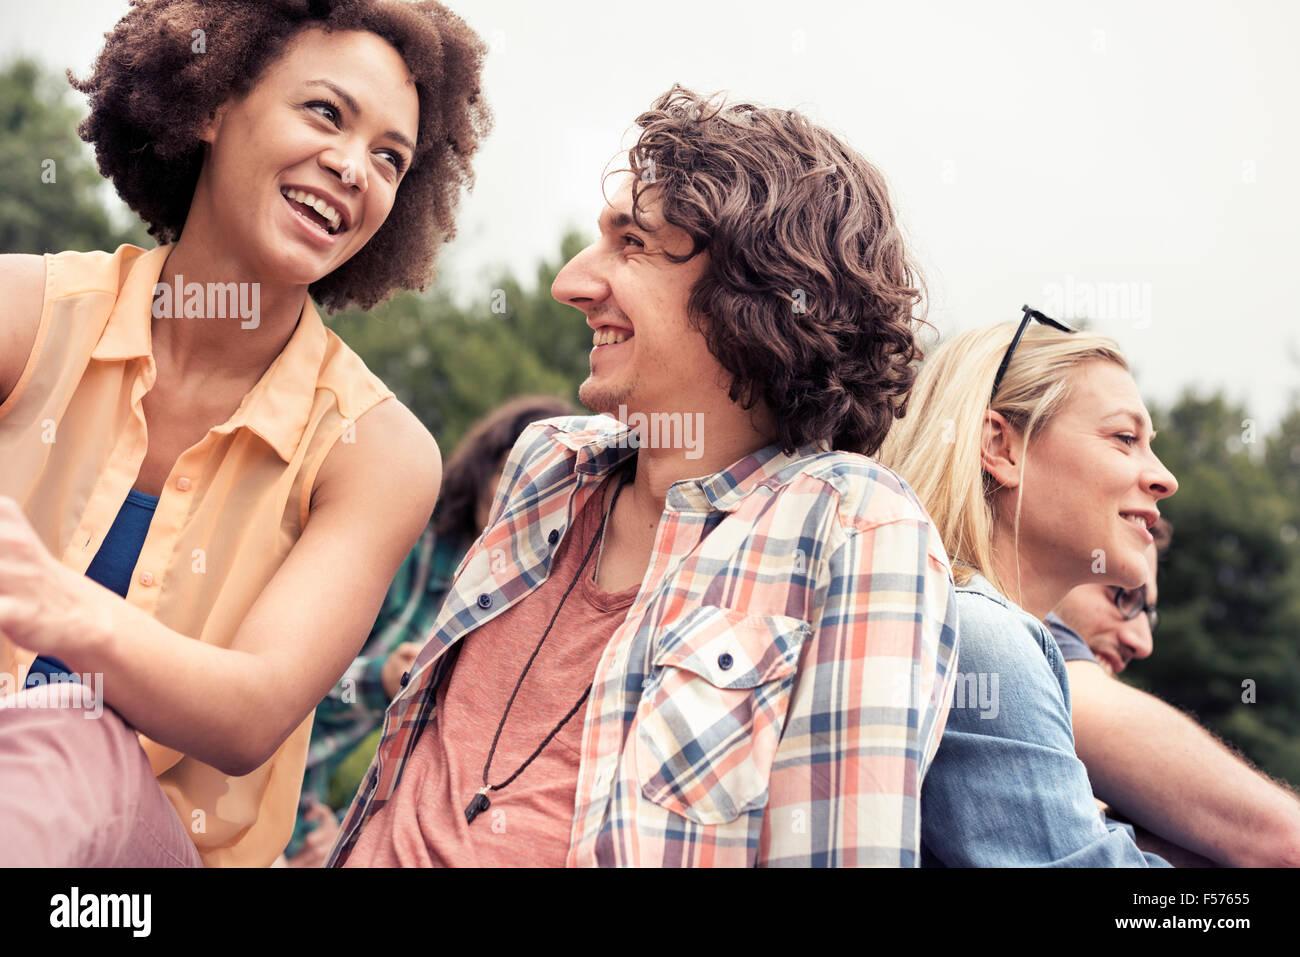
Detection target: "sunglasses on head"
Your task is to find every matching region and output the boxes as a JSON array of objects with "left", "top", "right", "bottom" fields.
[
  {"left": 1110, "top": 583, "right": 1159, "bottom": 631},
  {"left": 990, "top": 305, "right": 1078, "bottom": 403}
]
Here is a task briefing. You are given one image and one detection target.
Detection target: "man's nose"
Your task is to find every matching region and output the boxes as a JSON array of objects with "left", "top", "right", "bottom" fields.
[
  {"left": 551, "top": 242, "right": 607, "bottom": 307},
  {"left": 1117, "top": 620, "right": 1154, "bottom": 664}
]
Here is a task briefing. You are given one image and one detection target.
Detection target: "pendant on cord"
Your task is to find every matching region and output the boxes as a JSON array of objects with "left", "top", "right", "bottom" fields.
[{"left": 465, "top": 786, "right": 491, "bottom": 824}]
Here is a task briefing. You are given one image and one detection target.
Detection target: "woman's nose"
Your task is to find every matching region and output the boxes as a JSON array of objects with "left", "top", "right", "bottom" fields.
[
  {"left": 1145, "top": 451, "right": 1178, "bottom": 500},
  {"left": 321, "top": 145, "right": 367, "bottom": 193}
]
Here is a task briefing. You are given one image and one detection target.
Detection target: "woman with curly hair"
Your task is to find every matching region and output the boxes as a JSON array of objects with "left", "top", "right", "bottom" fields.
[{"left": 0, "top": 0, "right": 489, "bottom": 866}]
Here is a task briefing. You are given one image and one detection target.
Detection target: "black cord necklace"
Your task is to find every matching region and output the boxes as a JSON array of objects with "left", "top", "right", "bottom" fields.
[{"left": 464, "top": 463, "right": 633, "bottom": 825}]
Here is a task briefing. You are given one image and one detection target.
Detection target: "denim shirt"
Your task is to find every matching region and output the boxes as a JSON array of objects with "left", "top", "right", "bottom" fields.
[{"left": 921, "top": 572, "right": 1168, "bottom": 867}]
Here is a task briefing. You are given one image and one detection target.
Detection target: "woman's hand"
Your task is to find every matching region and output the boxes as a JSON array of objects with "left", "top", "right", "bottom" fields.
[{"left": 0, "top": 496, "right": 104, "bottom": 659}]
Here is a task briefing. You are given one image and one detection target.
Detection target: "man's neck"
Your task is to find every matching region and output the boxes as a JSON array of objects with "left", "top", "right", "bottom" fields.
[{"left": 619, "top": 407, "right": 777, "bottom": 527}]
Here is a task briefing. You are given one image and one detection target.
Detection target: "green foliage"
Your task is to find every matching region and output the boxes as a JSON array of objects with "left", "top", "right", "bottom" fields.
[
  {"left": 0, "top": 58, "right": 149, "bottom": 254},
  {"left": 325, "top": 231, "right": 593, "bottom": 452},
  {"left": 1137, "top": 393, "right": 1300, "bottom": 788}
]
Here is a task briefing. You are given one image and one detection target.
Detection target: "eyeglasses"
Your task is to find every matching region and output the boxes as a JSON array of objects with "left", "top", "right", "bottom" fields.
[
  {"left": 1110, "top": 584, "right": 1159, "bottom": 631},
  {"left": 990, "top": 305, "right": 1078, "bottom": 403}
]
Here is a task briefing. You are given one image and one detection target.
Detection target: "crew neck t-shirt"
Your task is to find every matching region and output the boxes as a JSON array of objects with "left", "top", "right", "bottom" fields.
[{"left": 345, "top": 472, "right": 637, "bottom": 866}]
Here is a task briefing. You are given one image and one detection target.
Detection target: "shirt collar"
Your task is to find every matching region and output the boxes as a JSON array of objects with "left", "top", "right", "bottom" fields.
[
  {"left": 559, "top": 415, "right": 832, "bottom": 513},
  {"left": 91, "top": 244, "right": 327, "bottom": 464},
  {"left": 956, "top": 569, "right": 1007, "bottom": 604},
  {"left": 90, "top": 244, "right": 171, "bottom": 362}
]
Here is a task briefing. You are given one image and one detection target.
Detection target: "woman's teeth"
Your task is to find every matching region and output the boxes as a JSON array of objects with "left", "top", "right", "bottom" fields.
[
  {"left": 1121, "top": 513, "right": 1149, "bottom": 530},
  {"left": 282, "top": 188, "right": 343, "bottom": 234},
  {"left": 593, "top": 328, "right": 630, "bottom": 346}
]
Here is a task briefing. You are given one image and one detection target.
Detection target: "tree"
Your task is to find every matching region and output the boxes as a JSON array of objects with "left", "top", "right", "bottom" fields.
[
  {"left": 1137, "top": 394, "right": 1300, "bottom": 788},
  {"left": 325, "top": 231, "right": 593, "bottom": 452},
  {"left": 0, "top": 58, "right": 148, "bottom": 254}
]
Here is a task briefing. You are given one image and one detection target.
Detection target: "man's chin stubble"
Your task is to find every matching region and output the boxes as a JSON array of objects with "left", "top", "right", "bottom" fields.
[{"left": 579, "top": 377, "right": 635, "bottom": 418}]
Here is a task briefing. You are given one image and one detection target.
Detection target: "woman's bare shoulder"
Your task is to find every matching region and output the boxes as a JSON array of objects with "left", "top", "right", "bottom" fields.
[
  {"left": 0, "top": 254, "right": 48, "bottom": 404},
  {"left": 312, "top": 397, "right": 442, "bottom": 526}
]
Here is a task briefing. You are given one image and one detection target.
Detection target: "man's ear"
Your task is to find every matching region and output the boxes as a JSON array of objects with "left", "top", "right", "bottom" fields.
[{"left": 980, "top": 409, "right": 1022, "bottom": 490}]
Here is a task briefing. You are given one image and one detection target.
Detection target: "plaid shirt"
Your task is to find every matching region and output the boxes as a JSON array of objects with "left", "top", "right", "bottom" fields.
[{"left": 328, "top": 415, "right": 959, "bottom": 867}]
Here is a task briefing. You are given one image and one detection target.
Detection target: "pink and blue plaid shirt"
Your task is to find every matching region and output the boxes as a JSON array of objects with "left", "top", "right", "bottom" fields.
[{"left": 329, "top": 415, "right": 959, "bottom": 867}]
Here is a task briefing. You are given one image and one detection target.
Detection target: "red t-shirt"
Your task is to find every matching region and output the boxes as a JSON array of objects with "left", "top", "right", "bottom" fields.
[{"left": 345, "top": 474, "right": 636, "bottom": 866}]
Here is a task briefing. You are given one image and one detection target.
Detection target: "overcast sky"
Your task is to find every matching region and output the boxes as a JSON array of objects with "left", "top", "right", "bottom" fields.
[{"left": 5, "top": 0, "right": 1298, "bottom": 435}]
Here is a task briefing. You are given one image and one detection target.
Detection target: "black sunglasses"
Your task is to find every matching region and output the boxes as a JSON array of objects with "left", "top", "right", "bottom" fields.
[
  {"left": 1110, "top": 584, "right": 1159, "bottom": 631},
  {"left": 990, "top": 305, "right": 1078, "bottom": 403}
]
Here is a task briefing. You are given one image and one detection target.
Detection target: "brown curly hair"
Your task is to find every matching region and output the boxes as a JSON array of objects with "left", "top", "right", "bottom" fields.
[
  {"left": 622, "top": 85, "right": 925, "bottom": 455},
  {"left": 67, "top": 0, "right": 491, "bottom": 311}
]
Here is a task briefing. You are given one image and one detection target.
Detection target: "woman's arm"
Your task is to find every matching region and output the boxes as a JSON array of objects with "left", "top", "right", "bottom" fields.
[
  {"left": 0, "top": 397, "right": 440, "bottom": 776},
  {"left": 0, "top": 254, "right": 47, "bottom": 406}
]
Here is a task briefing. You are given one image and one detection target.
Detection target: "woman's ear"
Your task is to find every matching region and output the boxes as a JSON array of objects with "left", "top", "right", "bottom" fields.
[
  {"left": 199, "top": 104, "right": 228, "bottom": 145},
  {"left": 980, "top": 409, "right": 1022, "bottom": 490}
]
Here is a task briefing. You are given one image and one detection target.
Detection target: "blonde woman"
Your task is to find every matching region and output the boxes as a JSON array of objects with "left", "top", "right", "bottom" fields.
[{"left": 878, "top": 307, "right": 1178, "bottom": 866}]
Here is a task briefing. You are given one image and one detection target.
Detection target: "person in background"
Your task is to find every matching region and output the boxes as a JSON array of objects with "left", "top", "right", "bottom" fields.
[
  {"left": 284, "top": 395, "right": 574, "bottom": 867},
  {"left": 878, "top": 309, "right": 1175, "bottom": 866},
  {"left": 1049, "top": 520, "right": 1300, "bottom": 867}
]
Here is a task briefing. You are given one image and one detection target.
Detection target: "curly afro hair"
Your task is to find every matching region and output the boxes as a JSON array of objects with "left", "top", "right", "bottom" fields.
[
  {"left": 624, "top": 85, "right": 926, "bottom": 456},
  {"left": 68, "top": 0, "right": 491, "bottom": 311}
]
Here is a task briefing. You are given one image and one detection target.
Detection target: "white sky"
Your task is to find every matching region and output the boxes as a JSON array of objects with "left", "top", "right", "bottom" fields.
[{"left": 5, "top": 0, "right": 1298, "bottom": 435}]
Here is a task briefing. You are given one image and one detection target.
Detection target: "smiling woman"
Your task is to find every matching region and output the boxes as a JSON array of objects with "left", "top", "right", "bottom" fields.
[
  {"left": 67, "top": 0, "right": 490, "bottom": 310},
  {"left": 0, "top": 0, "right": 489, "bottom": 868},
  {"left": 877, "top": 319, "right": 1179, "bottom": 866}
]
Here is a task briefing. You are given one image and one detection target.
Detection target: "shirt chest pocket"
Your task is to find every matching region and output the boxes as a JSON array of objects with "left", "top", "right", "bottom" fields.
[{"left": 633, "top": 605, "right": 811, "bottom": 826}]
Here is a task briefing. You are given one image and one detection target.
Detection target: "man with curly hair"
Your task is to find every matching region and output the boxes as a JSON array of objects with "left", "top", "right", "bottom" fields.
[
  {"left": 0, "top": 0, "right": 489, "bottom": 867},
  {"left": 330, "top": 86, "right": 960, "bottom": 867}
]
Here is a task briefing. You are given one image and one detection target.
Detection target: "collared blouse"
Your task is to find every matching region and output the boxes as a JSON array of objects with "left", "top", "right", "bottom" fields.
[{"left": 0, "top": 243, "right": 394, "bottom": 866}]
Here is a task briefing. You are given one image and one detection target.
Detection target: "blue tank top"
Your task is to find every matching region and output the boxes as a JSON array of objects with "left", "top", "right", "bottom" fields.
[{"left": 24, "top": 488, "right": 158, "bottom": 687}]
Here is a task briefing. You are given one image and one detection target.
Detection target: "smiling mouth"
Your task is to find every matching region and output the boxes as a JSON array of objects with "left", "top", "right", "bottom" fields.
[
  {"left": 280, "top": 187, "right": 345, "bottom": 236},
  {"left": 1120, "top": 512, "right": 1155, "bottom": 540},
  {"left": 592, "top": 327, "right": 632, "bottom": 348},
  {"left": 1097, "top": 651, "right": 1125, "bottom": 675}
]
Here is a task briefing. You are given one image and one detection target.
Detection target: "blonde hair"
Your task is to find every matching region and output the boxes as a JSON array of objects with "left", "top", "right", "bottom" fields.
[{"left": 878, "top": 322, "right": 1128, "bottom": 598}]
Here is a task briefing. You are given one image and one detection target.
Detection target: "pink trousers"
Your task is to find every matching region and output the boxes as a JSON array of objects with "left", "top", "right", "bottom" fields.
[{"left": 0, "top": 684, "right": 203, "bottom": 867}]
